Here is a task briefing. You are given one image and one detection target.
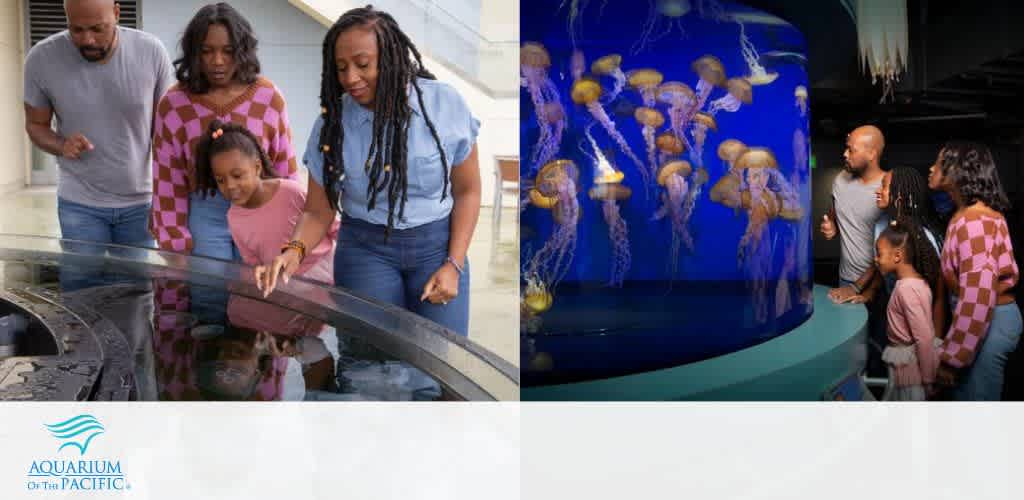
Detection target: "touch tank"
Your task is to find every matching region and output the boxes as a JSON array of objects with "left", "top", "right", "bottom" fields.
[
  {"left": 521, "top": 0, "right": 813, "bottom": 386},
  {"left": 0, "top": 235, "right": 518, "bottom": 401}
]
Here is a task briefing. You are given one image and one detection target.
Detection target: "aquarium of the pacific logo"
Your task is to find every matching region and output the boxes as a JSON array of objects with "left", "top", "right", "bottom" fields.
[{"left": 25, "top": 415, "right": 131, "bottom": 492}]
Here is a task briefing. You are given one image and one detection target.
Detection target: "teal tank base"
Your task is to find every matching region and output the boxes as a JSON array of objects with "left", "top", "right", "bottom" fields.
[{"left": 522, "top": 285, "right": 869, "bottom": 401}]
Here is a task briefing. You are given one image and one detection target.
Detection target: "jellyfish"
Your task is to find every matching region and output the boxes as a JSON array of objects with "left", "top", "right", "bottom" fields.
[
  {"left": 521, "top": 43, "right": 559, "bottom": 110},
  {"left": 570, "top": 76, "right": 646, "bottom": 175},
  {"left": 561, "top": 0, "right": 583, "bottom": 46},
  {"left": 695, "top": 0, "right": 729, "bottom": 20},
  {"left": 656, "top": 80, "right": 697, "bottom": 150},
  {"left": 591, "top": 54, "right": 626, "bottom": 102},
  {"left": 521, "top": 43, "right": 564, "bottom": 177},
  {"left": 580, "top": 123, "right": 631, "bottom": 286},
  {"left": 794, "top": 85, "right": 808, "bottom": 117},
  {"left": 734, "top": 150, "right": 779, "bottom": 324},
  {"left": 523, "top": 277, "right": 554, "bottom": 316},
  {"left": 737, "top": 20, "right": 779, "bottom": 86},
  {"left": 589, "top": 183, "right": 633, "bottom": 287},
  {"left": 774, "top": 230, "right": 795, "bottom": 319},
  {"left": 744, "top": 191, "right": 772, "bottom": 323},
  {"left": 708, "top": 78, "right": 753, "bottom": 116},
  {"left": 734, "top": 153, "right": 806, "bottom": 323},
  {"left": 627, "top": 68, "right": 664, "bottom": 108},
  {"left": 655, "top": 130, "right": 686, "bottom": 166},
  {"left": 559, "top": 0, "right": 609, "bottom": 48},
  {"left": 634, "top": 106, "right": 666, "bottom": 185},
  {"left": 677, "top": 165, "right": 709, "bottom": 254},
  {"left": 791, "top": 130, "right": 813, "bottom": 307},
  {"left": 689, "top": 112, "right": 717, "bottom": 167},
  {"left": 532, "top": 101, "right": 566, "bottom": 177},
  {"left": 793, "top": 128, "right": 807, "bottom": 173},
  {"left": 523, "top": 159, "right": 581, "bottom": 302},
  {"left": 583, "top": 122, "right": 624, "bottom": 185},
  {"left": 691, "top": 55, "right": 727, "bottom": 111},
  {"left": 733, "top": 148, "right": 804, "bottom": 263},
  {"left": 522, "top": 303, "right": 543, "bottom": 338},
  {"left": 709, "top": 139, "right": 748, "bottom": 213},
  {"left": 718, "top": 139, "right": 747, "bottom": 172},
  {"left": 652, "top": 160, "right": 694, "bottom": 276},
  {"left": 632, "top": 0, "right": 692, "bottom": 54},
  {"left": 571, "top": 49, "right": 586, "bottom": 81}
]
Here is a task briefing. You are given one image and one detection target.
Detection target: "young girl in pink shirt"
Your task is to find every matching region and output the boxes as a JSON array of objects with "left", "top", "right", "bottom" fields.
[
  {"left": 874, "top": 220, "right": 941, "bottom": 400},
  {"left": 194, "top": 120, "right": 339, "bottom": 285}
]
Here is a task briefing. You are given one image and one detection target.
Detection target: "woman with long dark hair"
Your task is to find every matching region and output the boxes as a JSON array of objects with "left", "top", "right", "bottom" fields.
[
  {"left": 929, "top": 141, "right": 1020, "bottom": 400},
  {"left": 256, "top": 6, "right": 481, "bottom": 336},
  {"left": 856, "top": 167, "right": 947, "bottom": 328},
  {"left": 150, "top": 2, "right": 297, "bottom": 259}
]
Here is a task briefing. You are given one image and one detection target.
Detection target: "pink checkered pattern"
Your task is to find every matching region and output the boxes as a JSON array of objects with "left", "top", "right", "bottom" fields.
[
  {"left": 149, "top": 78, "right": 298, "bottom": 253},
  {"left": 151, "top": 279, "right": 285, "bottom": 401},
  {"left": 938, "top": 214, "right": 1019, "bottom": 368}
]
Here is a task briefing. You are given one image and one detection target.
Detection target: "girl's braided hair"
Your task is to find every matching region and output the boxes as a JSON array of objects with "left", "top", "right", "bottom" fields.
[
  {"left": 194, "top": 119, "right": 274, "bottom": 198},
  {"left": 879, "top": 218, "right": 941, "bottom": 293}
]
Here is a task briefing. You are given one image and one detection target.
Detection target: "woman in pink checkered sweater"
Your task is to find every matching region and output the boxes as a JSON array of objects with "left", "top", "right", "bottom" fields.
[
  {"left": 928, "top": 142, "right": 1021, "bottom": 400},
  {"left": 149, "top": 3, "right": 297, "bottom": 259}
]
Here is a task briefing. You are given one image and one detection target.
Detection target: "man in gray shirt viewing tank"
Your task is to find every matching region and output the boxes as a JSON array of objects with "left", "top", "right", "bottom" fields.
[
  {"left": 820, "top": 125, "right": 886, "bottom": 302},
  {"left": 23, "top": 0, "right": 173, "bottom": 248},
  {"left": 820, "top": 125, "right": 887, "bottom": 379}
]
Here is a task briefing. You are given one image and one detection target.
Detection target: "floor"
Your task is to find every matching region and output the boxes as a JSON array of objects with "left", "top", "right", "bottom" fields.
[{"left": 0, "top": 187, "right": 520, "bottom": 367}]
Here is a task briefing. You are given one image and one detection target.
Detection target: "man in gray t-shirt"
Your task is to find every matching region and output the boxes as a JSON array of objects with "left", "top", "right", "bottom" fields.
[
  {"left": 23, "top": 0, "right": 173, "bottom": 247},
  {"left": 820, "top": 125, "right": 885, "bottom": 302}
]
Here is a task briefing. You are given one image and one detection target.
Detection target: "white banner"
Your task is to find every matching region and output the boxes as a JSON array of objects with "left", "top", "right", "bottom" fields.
[
  {"left": 0, "top": 403, "right": 520, "bottom": 500},
  {"left": 522, "top": 403, "right": 1022, "bottom": 499},
  {"left": 8, "top": 403, "right": 1023, "bottom": 499}
]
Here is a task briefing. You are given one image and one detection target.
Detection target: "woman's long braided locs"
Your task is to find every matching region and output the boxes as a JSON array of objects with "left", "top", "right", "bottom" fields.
[{"left": 319, "top": 6, "right": 450, "bottom": 238}]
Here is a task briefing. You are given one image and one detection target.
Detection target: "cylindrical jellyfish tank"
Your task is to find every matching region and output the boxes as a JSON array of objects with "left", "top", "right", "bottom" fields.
[{"left": 521, "top": 0, "right": 813, "bottom": 386}]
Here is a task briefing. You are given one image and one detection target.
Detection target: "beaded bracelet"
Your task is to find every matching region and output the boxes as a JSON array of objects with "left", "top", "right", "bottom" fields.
[
  {"left": 281, "top": 240, "right": 307, "bottom": 262},
  {"left": 445, "top": 256, "right": 464, "bottom": 275}
]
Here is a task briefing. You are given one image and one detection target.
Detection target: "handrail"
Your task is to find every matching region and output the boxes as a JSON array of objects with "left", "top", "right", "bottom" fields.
[{"left": 0, "top": 234, "right": 520, "bottom": 401}]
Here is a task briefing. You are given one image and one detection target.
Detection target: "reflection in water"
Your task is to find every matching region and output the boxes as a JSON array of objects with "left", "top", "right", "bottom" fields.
[
  {"left": 151, "top": 280, "right": 444, "bottom": 401},
  {"left": 0, "top": 263, "right": 448, "bottom": 401}
]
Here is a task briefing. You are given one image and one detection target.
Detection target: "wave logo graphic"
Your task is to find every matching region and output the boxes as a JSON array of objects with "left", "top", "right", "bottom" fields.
[{"left": 44, "top": 415, "right": 105, "bottom": 455}]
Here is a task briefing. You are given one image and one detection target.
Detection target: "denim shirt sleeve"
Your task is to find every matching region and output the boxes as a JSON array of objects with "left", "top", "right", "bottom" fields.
[
  {"left": 302, "top": 115, "right": 326, "bottom": 188},
  {"left": 444, "top": 87, "right": 481, "bottom": 167}
]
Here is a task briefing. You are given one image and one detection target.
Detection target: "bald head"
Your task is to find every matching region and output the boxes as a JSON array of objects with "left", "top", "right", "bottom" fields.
[
  {"left": 850, "top": 125, "right": 885, "bottom": 154},
  {"left": 64, "top": 0, "right": 119, "bottom": 62},
  {"left": 64, "top": 0, "right": 116, "bottom": 15},
  {"left": 843, "top": 125, "right": 886, "bottom": 176}
]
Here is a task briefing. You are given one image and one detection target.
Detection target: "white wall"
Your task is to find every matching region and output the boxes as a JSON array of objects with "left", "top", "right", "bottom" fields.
[
  {"left": 291, "top": 0, "right": 519, "bottom": 207},
  {"left": 480, "top": 1, "right": 517, "bottom": 41},
  {"left": 0, "top": 0, "right": 28, "bottom": 195}
]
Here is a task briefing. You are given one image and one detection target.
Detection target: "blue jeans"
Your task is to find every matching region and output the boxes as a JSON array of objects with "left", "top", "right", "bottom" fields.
[
  {"left": 335, "top": 215, "right": 470, "bottom": 336},
  {"left": 187, "top": 192, "right": 239, "bottom": 325},
  {"left": 953, "top": 302, "right": 1023, "bottom": 401},
  {"left": 188, "top": 191, "right": 239, "bottom": 261},
  {"left": 57, "top": 198, "right": 154, "bottom": 291},
  {"left": 58, "top": 198, "right": 154, "bottom": 247}
]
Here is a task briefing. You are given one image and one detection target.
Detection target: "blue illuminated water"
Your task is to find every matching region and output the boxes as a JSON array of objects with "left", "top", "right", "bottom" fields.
[{"left": 521, "top": 0, "right": 814, "bottom": 386}]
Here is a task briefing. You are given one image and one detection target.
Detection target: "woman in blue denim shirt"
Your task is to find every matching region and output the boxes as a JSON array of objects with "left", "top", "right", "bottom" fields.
[{"left": 256, "top": 6, "right": 481, "bottom": 336}]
